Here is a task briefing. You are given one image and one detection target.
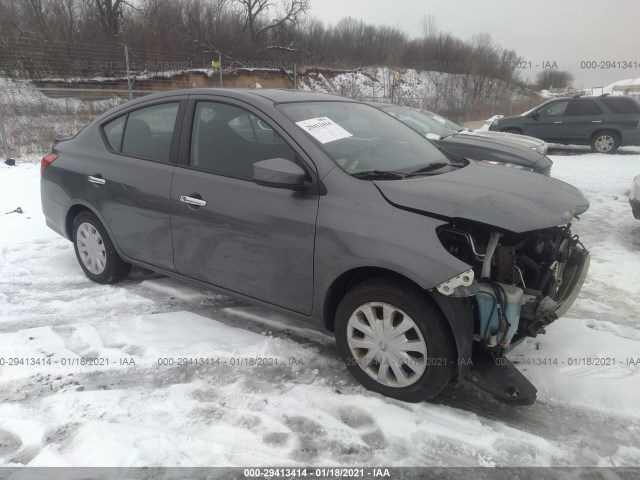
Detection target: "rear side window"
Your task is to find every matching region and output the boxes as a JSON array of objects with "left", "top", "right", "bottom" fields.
[
  {"left": 103, "top": 115, "right": 126, "bottom": 151},
  {"left": 120, "top": 103, "right": 180, "bottom": 162},
  {"left": 565, "top": 99, "right": 602, "bottom": 116},
  {"left": 103, "top": 102, "right": 180, "bottom": 162},
  {"left": 602, "top": 97, "right": 640, "bottom": 114}
]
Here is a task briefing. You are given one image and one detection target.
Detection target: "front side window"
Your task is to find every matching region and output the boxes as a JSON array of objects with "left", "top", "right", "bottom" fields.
[
  {"left": 190, "top": 102, "right": 296, "bottom": 178},
  {"left": 539, "top": 101, "right": 569, "bottom": 117},
  {"left": 278, "top": 102, "right": 452, "bottom": 175},
  {"left": 120, "top": 103, "right": 180, "bottom": 162}
]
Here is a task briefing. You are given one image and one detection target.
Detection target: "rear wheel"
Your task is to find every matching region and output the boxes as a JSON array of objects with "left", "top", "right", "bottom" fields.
[
  {"left": 72, "top": 211, "right": 131, "bottom": 284},
  {"left": 590, "top": 131, "right": 620, "bottom": 153},
  {"left": 335, "top": 278, "right": 456, "bottom": 402}
]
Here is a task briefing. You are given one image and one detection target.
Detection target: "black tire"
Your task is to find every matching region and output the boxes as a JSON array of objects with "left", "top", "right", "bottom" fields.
[
  {"left": 590, "top": 130, "right": 620, "bottom": 153},
  {"left": 72, "top": 211, "right": 131, "bottom": 284},
  {"left": 502, "top": 128, "right": 523, "bottom": 135},
  {"left": 335, "top": 277, "right": 456, "bottom": 403}
]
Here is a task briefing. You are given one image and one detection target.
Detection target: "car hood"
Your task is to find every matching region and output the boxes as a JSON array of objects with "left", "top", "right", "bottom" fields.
[
  {"left": 439, "top": 134, "right": 544, "bottom": 164},
  {"left": 462, "top": 130, "right": 545, "bottom": 148},
  {"left": 374, "top": 162, "right": 589, "bottom": 233},
  {"left": 442, "top": 133, "right": 540, "bottom": 159}
]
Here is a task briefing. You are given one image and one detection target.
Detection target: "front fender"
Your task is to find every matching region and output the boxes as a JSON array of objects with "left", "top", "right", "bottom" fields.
[{"left": 314, "top": 169, "right": 471, "bottom": 298}]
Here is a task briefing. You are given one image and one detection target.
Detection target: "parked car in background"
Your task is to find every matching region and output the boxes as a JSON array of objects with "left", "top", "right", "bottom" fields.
[
  {"left": 631, "top": 175, "right": 640, "bottom": 219},
  {"left": 371, "top": 103, "right": 553, "bottom": 175},
  {"left": 424, "top": 109, "right": 548, "bottom": 154},
  {"left": 489, "top": 95, "right": 640, "bottom": 153},
  {"left": 41, "top": 89, "right": 590, "bottom": 405}
]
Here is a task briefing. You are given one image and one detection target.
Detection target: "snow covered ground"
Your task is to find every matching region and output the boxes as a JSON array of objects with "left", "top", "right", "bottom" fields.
[{"left": 1, "top": 150, "right": 640, "bottom": 468}]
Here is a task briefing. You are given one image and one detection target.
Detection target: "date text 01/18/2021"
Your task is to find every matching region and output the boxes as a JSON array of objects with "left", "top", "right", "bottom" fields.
[{"left": 244, "top": 468, "right": 391, "bottom": 478}]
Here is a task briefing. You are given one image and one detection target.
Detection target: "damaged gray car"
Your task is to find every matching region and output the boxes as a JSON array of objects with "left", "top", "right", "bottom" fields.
[{"left": 41, "top": 89, "right": 590, "bottom": 405}]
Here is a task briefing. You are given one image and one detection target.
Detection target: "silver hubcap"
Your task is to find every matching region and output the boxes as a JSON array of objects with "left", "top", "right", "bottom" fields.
[
  {"left": 346, "top": 302, "right": 427, "bottom": 388},
  {"left": 77, "top": 222, "right": 107, "bottom": 275},
  {"left": 595, "top": 135, "right": 614, "bottom": 152}
]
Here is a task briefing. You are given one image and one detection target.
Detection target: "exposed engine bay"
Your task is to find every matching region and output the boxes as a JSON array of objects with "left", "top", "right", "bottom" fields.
[{"left": 437, "top": 222, "right": 590, "bottom": 355}]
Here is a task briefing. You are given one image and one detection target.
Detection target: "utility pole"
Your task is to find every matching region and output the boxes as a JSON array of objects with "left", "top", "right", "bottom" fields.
[
  {"left": 0, "top": 111, "right": 11, "bottom": 161},
  {"left": 125, "top": 46, "right": 132, "bottom": 100},
  {"left": 219, "top": 53, "right": 223, "bottom": 87},
  {"left": 293, "top": 63, "right": 297, "bottom": 90}
]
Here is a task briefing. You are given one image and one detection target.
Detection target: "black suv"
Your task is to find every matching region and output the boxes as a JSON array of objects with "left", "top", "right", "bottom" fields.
[{"left": 489, "top": 95, "right": 640, "bottom": 153}]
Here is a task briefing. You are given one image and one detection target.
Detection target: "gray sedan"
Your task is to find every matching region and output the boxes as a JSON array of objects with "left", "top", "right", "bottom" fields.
[{"left": 41, "top": 89, "right": 590, "bottom": 404}]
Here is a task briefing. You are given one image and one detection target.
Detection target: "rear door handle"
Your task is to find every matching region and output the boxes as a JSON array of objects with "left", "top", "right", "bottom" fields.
[
  {"left": 553, "top": 121, "right": 563, "bottom": 124},
  {"left": 180, "top": 195, "right": 207, "bottom": 207},
  {"left": 592, "top": 120, "right": 602, "bottom": 123},
  {"left": 87, "top": 175, "right": 106, "bottom": 185}
]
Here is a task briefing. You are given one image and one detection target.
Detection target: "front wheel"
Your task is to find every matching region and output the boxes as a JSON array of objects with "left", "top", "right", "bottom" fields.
[
  {"left": 335, "top": 278, "right": 456, "bottom": 402},
  {"left": 590, "top": 131, "right": 620, "bottom": 153},
  {"left": 72, "top": 211, "right": 131, "bottom": 284}
]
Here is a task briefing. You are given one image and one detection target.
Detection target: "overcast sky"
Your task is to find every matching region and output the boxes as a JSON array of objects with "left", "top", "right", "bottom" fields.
[{"left": 310, "top": 0, "right": 640, "bottom": 88}]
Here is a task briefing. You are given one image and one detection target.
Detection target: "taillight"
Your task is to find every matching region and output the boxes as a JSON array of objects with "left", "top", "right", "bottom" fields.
[{"left": 41, "top": 153, "right": 58, "bottom": 174}]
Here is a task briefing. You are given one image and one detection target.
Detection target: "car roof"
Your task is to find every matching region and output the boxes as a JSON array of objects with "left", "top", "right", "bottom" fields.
[
  {"left": 131, "top": 88, "right": 357, "bottom": 104},
  {"left": 367, "top": 101, "right": 395, "bottom": 108},
  {"left": 89, "top": 88, "right": 361, "bottom": 128}
]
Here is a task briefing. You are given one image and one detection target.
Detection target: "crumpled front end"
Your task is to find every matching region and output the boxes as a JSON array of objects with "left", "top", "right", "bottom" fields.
[
  {"left": 436, "top": 222, "right": 590, "bottom": 350},
  {"left": 434, "top": 222, "right": 589, "bottom": 405}
]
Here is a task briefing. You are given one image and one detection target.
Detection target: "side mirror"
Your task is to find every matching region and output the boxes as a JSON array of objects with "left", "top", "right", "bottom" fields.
[
  {"left": 530, "top": 111, "right": 540, "bottom": 120},
  {"left": 252, "top": 158, "right": 310, "bottom": 191}
]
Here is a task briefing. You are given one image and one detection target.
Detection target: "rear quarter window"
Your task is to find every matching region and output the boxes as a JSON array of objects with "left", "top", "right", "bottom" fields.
[
  {"left": 602, "top": 97, "right": 640, "bottom": 114},
  {"left": 103, "top": 115, "right": 126, "bottom": 151}
]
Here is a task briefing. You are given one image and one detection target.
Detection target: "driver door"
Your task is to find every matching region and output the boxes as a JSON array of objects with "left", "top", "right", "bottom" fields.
[
  {"left": 170, "top": 97, "right": 319, "bottom": 315},
  {"left": 526, "top": 100, "right": 569, "bottom": 142}
]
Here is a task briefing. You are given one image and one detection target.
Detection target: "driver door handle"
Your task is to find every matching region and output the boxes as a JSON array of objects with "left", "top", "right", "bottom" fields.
[
  {"left": 87, "top": 175, "right": 106, "bottom": 185},
  {"left": 553, "top": 121, "right": 563, "bottom": 124},
  {"left": 180, "top": 195, "right": 207, "bottom": 207}
]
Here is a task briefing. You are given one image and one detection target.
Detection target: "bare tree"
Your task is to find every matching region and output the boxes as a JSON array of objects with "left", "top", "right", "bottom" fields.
[
  {"left": 419, "top": 14, "right": 438, "bottom": 38},
  {"left": 233, "top": 0, "right": 310, "bottom": 51},
  {"left": 535, "top": 70, "right": 575, "bottom": 90},
  {"left": 84, "top": 0, "right": 127, "bottom": 37}
]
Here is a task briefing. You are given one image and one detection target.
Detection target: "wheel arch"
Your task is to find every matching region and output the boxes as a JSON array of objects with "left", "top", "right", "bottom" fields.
[
  {"left": 502, "top": 127, "right": 523, "bottom": 134},
  {"left": 590, "top": 128, "right": 621, "bottom": 142},
  {"left": 64, "top": 202, "right": 126, "bottom": 259},
  {"left": 322, "top": 266, "right": 473, "bottom": 379},
  {"left": 65, "top": 204, "right": 92, "bottom": 239}
]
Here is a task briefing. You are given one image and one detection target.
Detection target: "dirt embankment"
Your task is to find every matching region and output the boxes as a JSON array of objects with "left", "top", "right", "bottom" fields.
[{"left": 34, "top": 69, "right": 306, "bottom": 99}]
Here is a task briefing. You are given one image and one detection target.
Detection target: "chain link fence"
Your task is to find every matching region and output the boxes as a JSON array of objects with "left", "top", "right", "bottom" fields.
[{"left": 0, "top": 39, "right": 543, "bottom": 157}]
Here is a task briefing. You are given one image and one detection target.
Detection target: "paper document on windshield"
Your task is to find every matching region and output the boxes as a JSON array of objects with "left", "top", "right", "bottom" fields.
[{"left": 296, "top": 117, "right": 353, "bottom": 144}]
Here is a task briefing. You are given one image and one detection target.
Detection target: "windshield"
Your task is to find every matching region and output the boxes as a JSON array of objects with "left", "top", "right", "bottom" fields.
[
  {"left": 422, "top": 111, "right": 465, "bottom": 132},
  {"left": 278, "top": 102, "right": 451, "bottom": 175},
  {"left": 379, "top": 106, "right": 456, "bottom": 138}
]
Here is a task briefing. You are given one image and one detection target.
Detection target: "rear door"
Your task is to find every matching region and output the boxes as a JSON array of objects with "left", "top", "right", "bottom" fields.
[
  {"left": 170, "top": 96, "right": 319, "bottom": 314},
  {"left": 561, "top": 99, "right": 604, "bottom": 144},
  {"left": 527, "top": 100, "right": 569, "bottom": 141},
  {"left": 85, "top": 96, "right": 186, "bottom": 271}
]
